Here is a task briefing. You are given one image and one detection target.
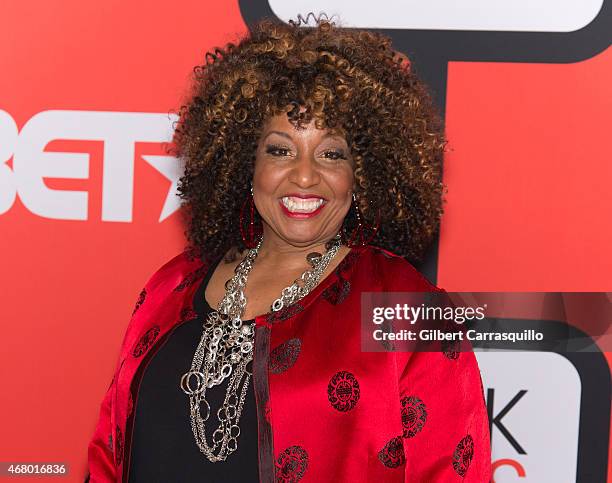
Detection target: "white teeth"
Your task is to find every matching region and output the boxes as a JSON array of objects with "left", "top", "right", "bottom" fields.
[{"left": 281, "top": 196, "right": 325, "bottom": 213}]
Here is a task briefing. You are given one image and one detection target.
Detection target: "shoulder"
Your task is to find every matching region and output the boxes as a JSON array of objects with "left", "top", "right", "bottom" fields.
[
  {"left": 129, "top": 247, "right": 208, "bottom": 319},
  {"left": 120, "top": 247, "right": 208, "bottom": 342},
  {"left": 142, "top": 247, "right": 209, "bottom": 295},
  {"left": 360, "top": 244, "right": 441, "bottom": 292}
]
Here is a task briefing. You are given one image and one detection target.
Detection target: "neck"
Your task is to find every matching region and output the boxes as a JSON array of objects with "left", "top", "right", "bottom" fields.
[{"left": 255, "top": 227, "right": 341, "bottom": 270}]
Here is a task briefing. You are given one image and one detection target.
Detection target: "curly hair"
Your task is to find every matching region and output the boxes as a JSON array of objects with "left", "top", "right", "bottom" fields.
[{"left": 170, "top": 14, "right": 446, "bottom": 264}]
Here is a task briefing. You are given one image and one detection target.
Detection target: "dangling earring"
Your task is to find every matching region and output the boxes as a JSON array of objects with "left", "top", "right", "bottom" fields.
[
  {"left": 239, "top": 183, "right": 263, "bottom": 248},
  {"left": 342, "top": 192, "right": 380, "bottom": 247}
]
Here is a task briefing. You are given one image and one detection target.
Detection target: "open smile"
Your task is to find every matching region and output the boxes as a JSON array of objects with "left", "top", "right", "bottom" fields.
[{"left": 279, "top": 195, "right": 327, "bottom": 218}]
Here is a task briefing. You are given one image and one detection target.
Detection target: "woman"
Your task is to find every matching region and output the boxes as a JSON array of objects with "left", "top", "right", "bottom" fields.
[{"left": 86, "top": 15, "right": 491, "bottom": 483}]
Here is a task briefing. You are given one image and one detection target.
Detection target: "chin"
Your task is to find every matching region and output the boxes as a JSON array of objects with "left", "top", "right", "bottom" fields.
[{"left": 277, "top": 225, "right": 324, "bottom": 245}]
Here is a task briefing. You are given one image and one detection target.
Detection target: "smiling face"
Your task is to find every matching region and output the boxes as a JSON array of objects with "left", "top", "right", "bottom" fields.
[{"left": 253, "top": 111, "right": 355, "bottom": 249}]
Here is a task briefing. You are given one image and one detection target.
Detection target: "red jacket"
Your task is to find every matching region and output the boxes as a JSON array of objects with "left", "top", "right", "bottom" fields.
[{"left": 86, "top": 244, "right": 492, "bottom": 482}]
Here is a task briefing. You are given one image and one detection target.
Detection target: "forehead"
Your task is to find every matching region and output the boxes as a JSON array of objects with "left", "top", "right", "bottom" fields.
[{"left": 261, "top": 112, "right": 347, "bottom": 141}]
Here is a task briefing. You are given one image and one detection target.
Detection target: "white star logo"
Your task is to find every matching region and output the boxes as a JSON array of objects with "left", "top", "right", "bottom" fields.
[{"left": 142, "top": 154, "right": 185, "bottom": 222}]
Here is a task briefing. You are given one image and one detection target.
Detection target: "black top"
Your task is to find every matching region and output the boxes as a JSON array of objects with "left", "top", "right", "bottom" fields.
[{"left": 128, "top": 256, "right": 259, "bottom": 482}]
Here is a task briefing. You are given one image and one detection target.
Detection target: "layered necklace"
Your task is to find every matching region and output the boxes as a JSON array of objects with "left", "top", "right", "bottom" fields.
[{"left": 179, "top": 233, "right": 343, "bottom": 462}]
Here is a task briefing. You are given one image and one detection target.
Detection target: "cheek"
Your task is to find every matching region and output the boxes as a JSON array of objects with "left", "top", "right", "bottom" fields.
[
  {"left": 326, "top": 167, "right": 355, "bottom": 197},
  {"left": 253, "top": 161, "right": 283, "bottom": 194}
]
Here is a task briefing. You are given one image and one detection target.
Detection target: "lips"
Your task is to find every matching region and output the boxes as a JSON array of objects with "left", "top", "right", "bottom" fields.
[{"left": 279, "top": 194, "right": 327, "bottom": 218}]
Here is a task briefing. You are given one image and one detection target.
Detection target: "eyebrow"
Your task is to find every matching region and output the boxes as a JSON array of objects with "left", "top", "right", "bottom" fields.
[{"left": 264, "top": 130, "right": 345, "bottom": 142}]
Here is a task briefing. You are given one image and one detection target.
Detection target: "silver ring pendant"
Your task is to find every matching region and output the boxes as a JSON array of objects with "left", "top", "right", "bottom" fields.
[
  {"left": 221, "top": 364, "right": 232, "bottom": 378},
  {"left": 199, "top": 398, "right": 211, "bottom": 421},
  {"left": 180, "top": 371, "right": 206, "bottom": 395}
]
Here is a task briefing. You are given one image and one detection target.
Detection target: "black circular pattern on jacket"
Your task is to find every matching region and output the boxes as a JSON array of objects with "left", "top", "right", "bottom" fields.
[
  {"left": 269, "top": 338, "right": 302, "bottom": 374},
  {"left": 322, "top": 277, "right": 351, "bottom": 305},
  {"left": 132, "top": 326, "right": 160, "bottom": 358},
  {"left": 275, "top": 445, "right": 308, "bottom": 482},
  {"left": 336, "top": 249, "right": 360, "bottom": 277},
  {"left": 378, "top": 436, "right": 406, "bottom": 468},
  {"left": 452, "top": 434, "right": 474, "bottom": 477},
  {"left": 440, "top": 319, "right": 460, "bottom": 360},
  {"left": 115, "top": 425, "right": 123, "bottom": 466},
  {"left": 401, "top": 395, "right": 427, "bottom": 438},
  {"left": 266, "top": 303, "right": 304, "bottom": 324},
  {"left": 173, "top": 265, "right": 207, "bottom": 292},
  {"left": 327, "top": 371, "right": 360, "bottom": 412},
  {"left": 442, "top": 340, "right": 460, "bottom": 360},
  {"left": 131, "top": 288, "right": 147, "bottom": 316},
  {"left": 441, "top": 316, "right": 461, "bottom": 360}
]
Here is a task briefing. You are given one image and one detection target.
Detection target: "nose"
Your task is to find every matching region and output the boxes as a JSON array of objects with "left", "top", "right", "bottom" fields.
[{"left": 287, "top": 154, "right": 321, "bottom": 188}]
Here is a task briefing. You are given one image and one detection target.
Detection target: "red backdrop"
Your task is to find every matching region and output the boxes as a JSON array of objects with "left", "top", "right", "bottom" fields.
[{"left": 0, "top": 1, "right": 609, "bottom": 481}]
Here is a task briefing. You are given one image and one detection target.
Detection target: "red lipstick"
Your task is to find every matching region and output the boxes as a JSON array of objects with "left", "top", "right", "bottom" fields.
[{"left": 279, "top": 194, "right": 327, "bottom": 219}]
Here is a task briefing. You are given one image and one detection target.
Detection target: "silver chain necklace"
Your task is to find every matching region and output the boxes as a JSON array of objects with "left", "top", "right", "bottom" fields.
[{"left": 179, "top": 233, "right": 343, "bottom": 462}]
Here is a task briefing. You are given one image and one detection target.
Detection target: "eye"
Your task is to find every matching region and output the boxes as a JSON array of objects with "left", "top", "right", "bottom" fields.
[
  {"left": 320, "top": 149, "right": 347, "bottom": 161},
  {"left": 265, "top": 144, "right": 292, "bottom": 157}
]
